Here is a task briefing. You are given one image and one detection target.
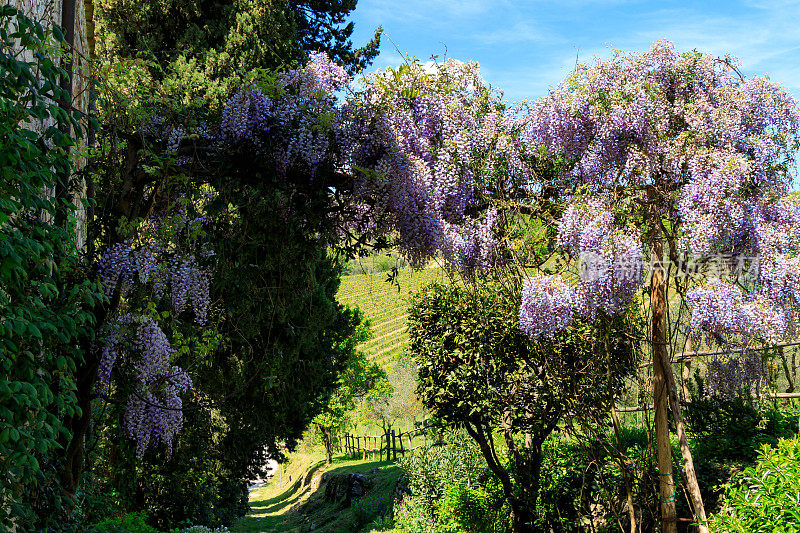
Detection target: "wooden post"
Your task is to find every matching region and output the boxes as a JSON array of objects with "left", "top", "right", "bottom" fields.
[
  {"left": 650, "top": 236, "right": 678, "bottom": 533},
  {"left": 391, "top": 430, "right": 397, "bottom": 461},
  {"left": 682, "top": 338, "right": 693, "bottom": 403},
  {"left": 682, "top": 359, "right": 692, "bottom": 403},
  {"left": 399, "top": 430, "right": 405, "bottom": 456}
]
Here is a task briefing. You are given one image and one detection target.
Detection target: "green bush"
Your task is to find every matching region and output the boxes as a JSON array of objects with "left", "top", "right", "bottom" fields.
[
  {"left": 437, "top": 481, "right": 505, "bottom": 533},
  {"left": 353, "top": 493, "right": 392, "bottom": 528},
  {"left": 367, "top": 514, "right": 395, "bottom": 531},
  {"left": 710, "top": 436, "right": 800, "bottom": 532},
  {"left": 537, "top": 427, "right": 659, "bottom": 533},
  {"left": 683, "top": 380, "right": 800, "bottom": 464},
  {"left": 393, "top": 429, "right": 508, "bottom": 533},
  {"left": 88, "top": 511, "right": 159, "bottom": 533}
]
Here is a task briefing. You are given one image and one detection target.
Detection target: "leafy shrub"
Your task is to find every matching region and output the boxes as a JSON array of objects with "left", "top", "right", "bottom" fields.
[
  {"left": 0, "top": 6, "right": 100, "bottom": 530},
  {"left": 537, "top": 428, "right": 659, "bottom": 533},
  {"left": 367, "top": 513, "right": 395, "bottom": 531},
  {"left": 353, "top": 493, "right": 392, "bottom": 528},
  {"left": 437, "top": 481, "right": 505, "bottom": 533},
  {"left": 710, "top": 436, "right": 800, "bottom": 532},
  {"left": 683, "top": 377, "right": 799, "bottom": 463},
  {"left": 88, "top": 511, "right": 159, "bottom": 533},
  {"left": 683, "top": 379, "right": 800, "bottom": 514},
  {"left": 393, "top": 429, "right": 508, "bottom": 533},
  {"left": 88, "top": 513, "right": 232, "bottom": 533}
]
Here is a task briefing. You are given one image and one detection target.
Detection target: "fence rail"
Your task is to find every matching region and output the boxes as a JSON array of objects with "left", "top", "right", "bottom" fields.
[{"left": 337, "top": 423, "right": 446, "bottom": 462}]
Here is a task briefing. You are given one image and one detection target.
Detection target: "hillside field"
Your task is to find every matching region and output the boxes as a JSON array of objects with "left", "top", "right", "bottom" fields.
[{"left": 336, "top": 264, "right": 447, "bottom": 367}]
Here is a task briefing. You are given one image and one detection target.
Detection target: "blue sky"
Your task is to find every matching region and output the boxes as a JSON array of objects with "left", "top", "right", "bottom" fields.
[{"left": 349, "top": 0, "right": 800, "bottom": 104}]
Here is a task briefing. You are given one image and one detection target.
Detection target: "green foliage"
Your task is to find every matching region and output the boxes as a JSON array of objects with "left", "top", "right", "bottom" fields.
[
  {"left": 408, "top": 280, "right": 640, "bottom": 527},
  {"left": 437, "top": 481, "right": 506, "bottom": 533},
  {"left": 0, "top": 6, "right": 101, "bottom": 529},
  {"left": 537, "top": 427, "right": 659, "bottom": 533},
  {"left": 684, "top": 376, "right": 800, "bottom": 463},
  {"left": 393, "top": 429, "right": 508, "bottom": 533},
  {"left": 352, "top": 492, "right": 391, "bottom": 528},
  {"left": 410, "top": 281, "right": 639, "bottom": 439},
  {"left": 88, "top": 511, "right": 159, "bottom": 533},
  {"left": 368, "top": 361, "right": 423, "bottom": 428},
  {"left": 95, "top": 0, "right": 380, "bottom": 108},
  {"left": 83, "top": 15, "right": 372, "bottom": 527},
  {"left": 710, "top": 435, "right": 800, "bottom": 532}
]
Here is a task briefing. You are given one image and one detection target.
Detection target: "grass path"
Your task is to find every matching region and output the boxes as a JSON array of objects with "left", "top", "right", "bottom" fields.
[{"left": 232, "top": 445, "right": 400, "bottom": 533}]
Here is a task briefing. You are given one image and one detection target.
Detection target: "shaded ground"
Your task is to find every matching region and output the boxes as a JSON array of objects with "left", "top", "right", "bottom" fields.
[{"left": 232, "top": 451, "right": 400, "bottom": 533}]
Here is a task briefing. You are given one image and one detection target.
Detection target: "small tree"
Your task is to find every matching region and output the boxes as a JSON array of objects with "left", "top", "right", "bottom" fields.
[
  {"left": 409, "top": 282, "right": 640, "bottom": 532},
  {"left": 344, "top": 44, "right": 800, "bottom": 533},
  {"left": 312, "top": 316, "right": 391, "bottom": 464},
  {"left": 367, "top": 360, "right": 424, "bottom": 430}
]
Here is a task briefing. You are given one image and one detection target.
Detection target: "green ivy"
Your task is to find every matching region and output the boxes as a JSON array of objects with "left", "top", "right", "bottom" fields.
[{"left": 0, "top": 6, "right": 101, "bottom": 529}]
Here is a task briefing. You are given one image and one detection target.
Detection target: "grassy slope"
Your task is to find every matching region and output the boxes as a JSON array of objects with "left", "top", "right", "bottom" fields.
[{"left": 232, "top": 444, "right": 400, "bottom": 533}]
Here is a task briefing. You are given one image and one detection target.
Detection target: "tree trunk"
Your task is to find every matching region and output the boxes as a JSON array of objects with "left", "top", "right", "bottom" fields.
[
  {"left": 651, "top": 238, "right": 678, "bottom": 533},
  {"left": 659, "top": 351, "right": 709, "bottom": 532},
  {"left": 509, "top": 497, "right": 537, "bottom": 533},
  {"left": 465, "top": 422, "right": 537, "bottom": 533},
  {"left": 319, "top": 425, "right": 333, "bottom": 465},
  {"left": 61, "top": 352, "right": 100, "bottom": 496}
]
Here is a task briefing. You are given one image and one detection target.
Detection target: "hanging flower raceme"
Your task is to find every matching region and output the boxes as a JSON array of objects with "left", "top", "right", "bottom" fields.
[
  {"left": 519, "top": 275, "right": 575, "bottom": 341},
  {"left": 686, "top": 278, "right": 788, "bottom": 346},
  {"left": 98, "top": 314, "right": 192, "bottom": 458},
  {"left": 95, "top": 200, "right": 212, "bottom": 457},
  {"left": 344, "top": 59, "right": 525, "bottom": 273},
  {"left": 703, "top": 351, "right": 765, "bottom": 400},
  {"left": 559, "top": 201, "right": 644, "bottom": 318},
  {"left": 219, "top": 52, "right": 348, "bottom": 178}
]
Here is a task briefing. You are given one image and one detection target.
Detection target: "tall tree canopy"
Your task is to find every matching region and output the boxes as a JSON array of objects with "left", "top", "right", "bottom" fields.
[{"left": 94, "top": 0, "right": 381, "bottom": 106}]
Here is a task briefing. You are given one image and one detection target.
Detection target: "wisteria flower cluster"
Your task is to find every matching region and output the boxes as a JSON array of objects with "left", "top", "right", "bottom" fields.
[
  {"left": 519, "top": 200, "right": 643, "bottom": 341},
  {"left": 344, "top": 59, "right": 527, "bottom": 274},
  {"left": 96, "top": 199, "right": 214, "bottom": 457},
  {"left": 520, "top": 41, "right": 800, "bottom": 355},
  {"left": 686, "top": 278, "right": 788, "bottom": 345},
  {"left": 99, "top": 314, "right": 192, "bottom": 458},
  {"left": 702, "top": 351, "right": 765, "bottom": 400},
  {"left": 519, "top": 275, "right": 574, "bottom": 340},
  {"left": 218, "top": 52, "right": 349, "bottom": 178},
  {"left": 98, "top": 240, "right": 211, "bottom": 325}
]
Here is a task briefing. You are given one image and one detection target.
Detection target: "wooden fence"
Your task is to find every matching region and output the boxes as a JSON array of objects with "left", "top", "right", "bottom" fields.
[
  {"left": 337, "top": 424, "right": 445, "bottom": 462},
  {"left": 618, "top": 341, "right": 800, "bottom": 413}
]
